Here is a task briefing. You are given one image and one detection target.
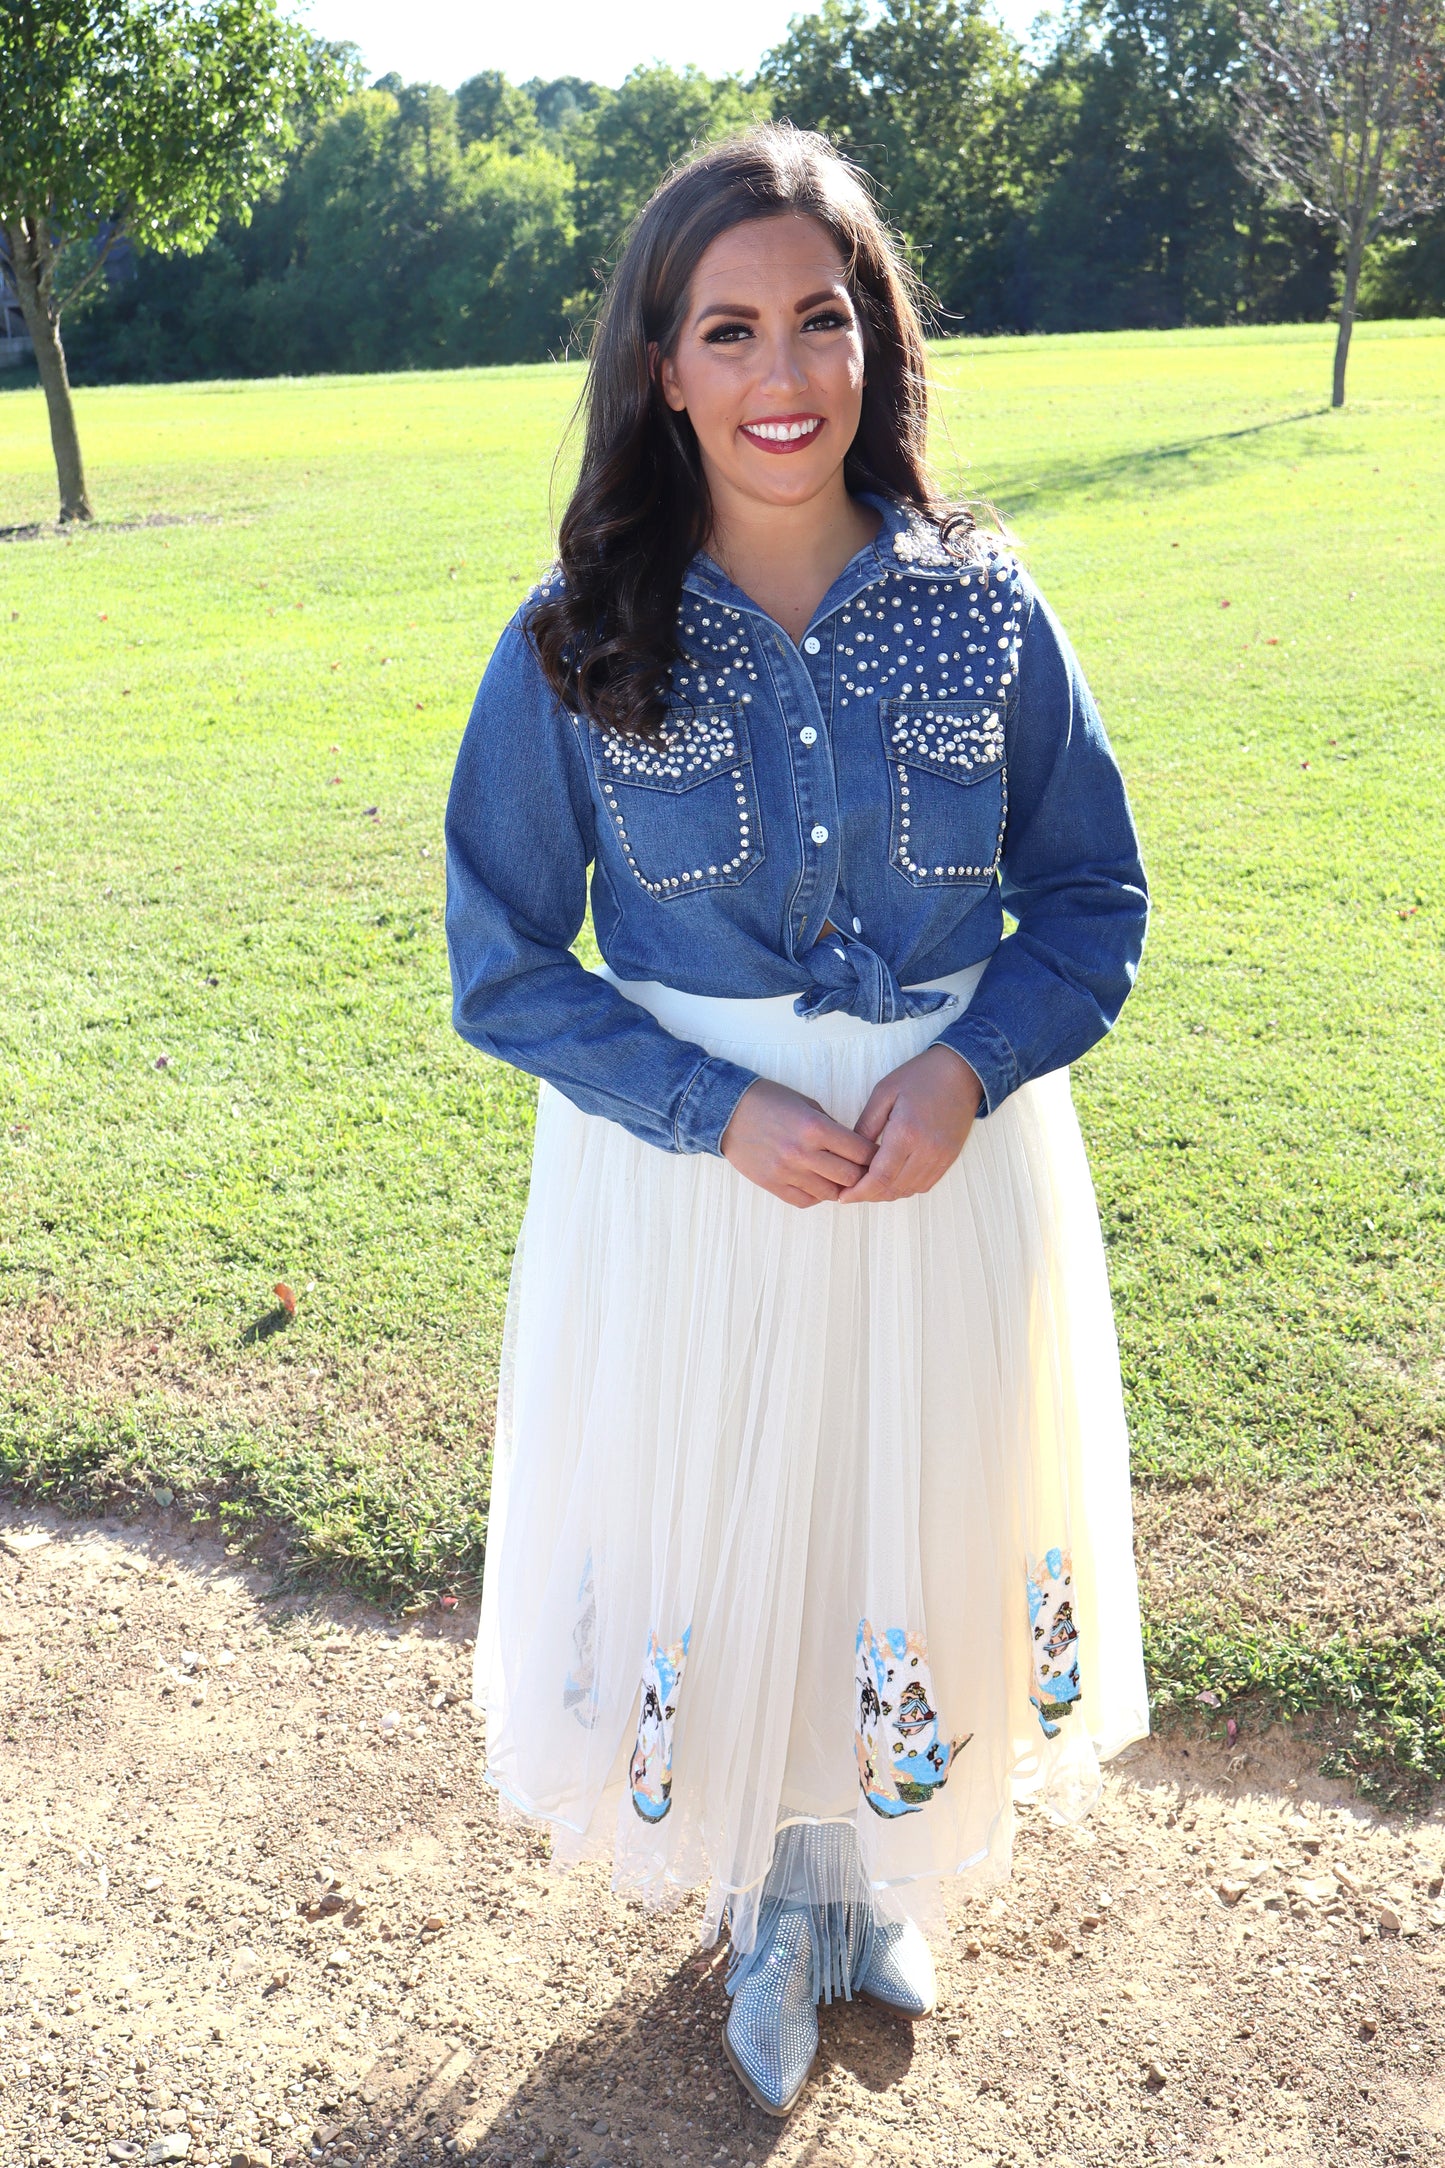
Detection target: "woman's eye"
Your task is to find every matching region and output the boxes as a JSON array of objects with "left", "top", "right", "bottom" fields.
[
  {"left": 803, "top": 310, "right": 850, "bottom": 332},
  {"left": 702, "top": 322, "right": 753, "bottom": 345}
]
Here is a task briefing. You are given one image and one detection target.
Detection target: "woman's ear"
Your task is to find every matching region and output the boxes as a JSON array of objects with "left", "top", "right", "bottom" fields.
[{"left": 655, "top": 344, "right": 687, "bottom": 415}]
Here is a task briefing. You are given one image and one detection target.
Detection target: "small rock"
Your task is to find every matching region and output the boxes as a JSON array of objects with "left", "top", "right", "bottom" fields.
[
  {"left": 963, "top": 1937, "right": 982, "bottom": 1958},
  {"left": 421, "top": 1913, "right": 448, "bottom": 1933},
  {"left": 1143, "top": 2059, "right": 1169, "bottom": 2089},
  {"left": 231, "top": 2151, "right": 273, "bottom": 2168},
  {"left": 1080, "top": 1912, "right": 1102, "bottom": 1930},
  {"left": 108, "top": 2147, "right": 141, "bottom": 2164},
  {"left": 1286, "top": 1876, "right": 1336, "bottom": 1905},
  {"left": 2, "top": 1528, "right": 52, "bottom": 1554},
  {"left": 228, "top": 1947, "right": 262, "bottom": 1982},
  {"left": 1216, "top": 1881, "right": 1247, "bottom": 1906},
  {"left": 1358, "top": 2015, "right": 1378, "bottom": 2040},
  {"left": 146, "top": 2139, "right": 191, "bottom": 2165},
  {"left": 160, "top": 2110, "right": 188, "bottom": 2130},
  {"left": 1376, "top": 1904, "right": 1402, "bottom": 1935}
]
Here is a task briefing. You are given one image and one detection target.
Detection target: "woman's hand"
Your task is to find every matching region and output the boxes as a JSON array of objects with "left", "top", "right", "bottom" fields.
[
  {"left": 837, "top": 1045, "right": 984, "bottom": 1204},
  {"left": 720, "top": 1078, "right": 878, "bottom": 1207}
]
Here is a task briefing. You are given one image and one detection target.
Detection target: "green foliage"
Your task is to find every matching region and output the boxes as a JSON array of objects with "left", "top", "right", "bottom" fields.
[
  {"left": 1359, "top": 208, "right": 1445, "bottom": 315},
  {"left": 456, "top": 69, "right": 544, "bottom": 154},
  {"left": 67, "top": 83, "right": 579, "bottom": 375},
  {"left": 0, "top": 322, "right": 1442, "bottom": 1789},
  {"left": 760, "top": 0, "right": 1028, "bottom": 325},
  {"left": 564, "top": 64, "right": 772, "bottom": 278},
  {"left": 63, "top": 61, "right": 763, "bottom": 377},
  {"left": 1014, "top": 0, "right": 1332, "bottom": 328},
  {"left": 0, "top": 0, "right": 343, "bottom": 307}
]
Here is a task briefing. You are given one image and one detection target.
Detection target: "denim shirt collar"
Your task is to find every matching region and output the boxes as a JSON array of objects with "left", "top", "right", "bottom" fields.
[{"left": 679, "top": 491, "right": 966, "bottom": 630}]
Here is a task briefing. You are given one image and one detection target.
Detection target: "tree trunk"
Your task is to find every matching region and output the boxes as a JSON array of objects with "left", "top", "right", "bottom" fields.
[
  {"left": 1332, "top": 221, "right": 1367, "bottom": 410},
  {"left": 3, "top": 216, "right": 93, "bottom": 522}
]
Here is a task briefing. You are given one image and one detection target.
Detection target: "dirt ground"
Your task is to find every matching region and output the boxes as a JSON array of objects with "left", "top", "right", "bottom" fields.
[{"left": 1, "top": 1508, "right": 1442, "bottom": 2168}]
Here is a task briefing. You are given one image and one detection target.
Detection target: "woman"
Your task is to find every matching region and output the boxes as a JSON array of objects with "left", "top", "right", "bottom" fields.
[{"left": 445, "top": 123, "right": 1151, "bottom": 2118}]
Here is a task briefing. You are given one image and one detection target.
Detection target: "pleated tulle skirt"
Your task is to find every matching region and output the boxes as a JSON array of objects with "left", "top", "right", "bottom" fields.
[{"left": 474, "top": 959, "right": 1150, "bottom": 1958}]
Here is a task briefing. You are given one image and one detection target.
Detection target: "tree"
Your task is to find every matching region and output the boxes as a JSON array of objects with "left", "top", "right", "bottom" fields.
[
  {"left": 1233, "top": 0, "right": 1445, "bottom": 404},
  {"left": 760, "top": 0, "right": 1027, "bottom": 328},
  {"left": 1014, "top": 0, "right": 1257, "bottom": 328},
  {"left": 456, "top": 69, "right": 543, "bottom": 152},
  {"left": 565, "top": 65, "right": 771, "bottom": 285},
  {"left": 0, "top": 0, "right": 339, "bottom": 520},
  {"left": 264, "top": 84, "right": 576, "bottom": 369}
]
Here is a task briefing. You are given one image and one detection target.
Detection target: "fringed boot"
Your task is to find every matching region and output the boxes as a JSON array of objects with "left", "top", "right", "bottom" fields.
[{"left": 721, "top": 1817, "right": 877, "bottom": 2115}]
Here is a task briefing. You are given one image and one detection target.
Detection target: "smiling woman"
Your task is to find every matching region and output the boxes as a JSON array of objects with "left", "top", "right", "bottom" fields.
[{"left": 444, "top": 123, "right": 1151, "bottom": 2120}]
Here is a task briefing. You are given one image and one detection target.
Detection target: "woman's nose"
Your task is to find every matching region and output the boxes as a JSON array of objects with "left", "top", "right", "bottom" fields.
[{"left": 755, "top": 335, "right": 810, "bottom": 397}]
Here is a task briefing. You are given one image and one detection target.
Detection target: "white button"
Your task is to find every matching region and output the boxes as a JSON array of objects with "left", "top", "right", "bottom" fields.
[
  {"left": 852, "top": 916, "right": 862, "bottom": 933},
  {"left": 802, "top": 635, "right": 822, "bottom": 655},
  {"left": 799, "top": 725, "right": 818, "bottom": 746},
  {"left": 810, "top": 823, "right": 829, "bottom": 845}
]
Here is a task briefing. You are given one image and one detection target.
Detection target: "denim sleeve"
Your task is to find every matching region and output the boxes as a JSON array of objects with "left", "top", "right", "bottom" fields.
[
  {"left": 444, "top": 613, "right": 762, "bottom": 1154},
  {"left": 934, "top": 570, "right": 1149, "bottom": 1111}
]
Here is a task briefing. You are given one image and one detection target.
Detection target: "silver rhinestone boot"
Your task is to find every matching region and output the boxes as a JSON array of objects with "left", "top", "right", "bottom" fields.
[
  {"left": 722, "top": 1903, "right": 818, "bottom": 2116},
  {"left": 722, "top": 1819, "right": 878, "bottom": 2114},
  {"left": 856, "top": 1915, "right": 937, "bottom": 2018}
]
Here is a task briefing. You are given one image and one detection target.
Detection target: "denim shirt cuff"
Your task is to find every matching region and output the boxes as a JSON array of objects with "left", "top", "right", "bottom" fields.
[
  {"left": 933, "top": 1013, "right": 1020, "bottom": 1117},
  {"left": 673, "top": 1054, "right": 761, "bottom": 1156}
]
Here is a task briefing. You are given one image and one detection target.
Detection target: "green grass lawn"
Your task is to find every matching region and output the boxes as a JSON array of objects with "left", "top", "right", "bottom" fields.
[{"left": 2, "top": 321, "right": 1442, "bottom": 1798}]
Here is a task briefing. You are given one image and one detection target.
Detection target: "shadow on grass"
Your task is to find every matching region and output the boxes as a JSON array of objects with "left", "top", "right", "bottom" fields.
[
  {"left": 346, "top": 1950, "right": 916, "bottom": 2165},
  {"left": 240, "top": 1303, "right": 293, "bottom": 1345},
  {"left": 981, "top": 404, "right": 1337, "bottom": 516},
  {"left": 0, "top": 511, "right": 223, "bottom": 542}
]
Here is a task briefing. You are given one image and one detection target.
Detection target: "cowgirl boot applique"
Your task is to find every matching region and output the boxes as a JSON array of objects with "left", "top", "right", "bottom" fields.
[{"left": 722, "top": 1819, "right": 876, "bottom": 2115}]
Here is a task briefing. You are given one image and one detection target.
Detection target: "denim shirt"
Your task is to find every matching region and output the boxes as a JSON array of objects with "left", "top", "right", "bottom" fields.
[{"left": 444, "top": 491, "right": 1148, "bottom": 1156}]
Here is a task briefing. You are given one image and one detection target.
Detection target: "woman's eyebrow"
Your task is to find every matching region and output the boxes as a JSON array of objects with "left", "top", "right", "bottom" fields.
[{"left": 692, "top": 287, "right": 849, "bottom": 327}]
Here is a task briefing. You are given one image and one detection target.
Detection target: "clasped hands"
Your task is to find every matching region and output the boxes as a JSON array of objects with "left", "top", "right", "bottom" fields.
[{"left": 718, "top": 1046, "right": 985, "bottom": 1210}]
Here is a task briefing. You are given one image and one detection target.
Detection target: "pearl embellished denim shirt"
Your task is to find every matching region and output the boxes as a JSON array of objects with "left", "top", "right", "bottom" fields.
[{"left": 444, "top": 492, "right": 1148, "bottom": 1155}]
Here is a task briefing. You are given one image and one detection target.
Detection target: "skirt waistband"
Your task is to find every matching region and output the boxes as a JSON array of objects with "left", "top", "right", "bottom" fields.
[{"left": 593, "top": 958, "right": 988, "bottom": 1044}]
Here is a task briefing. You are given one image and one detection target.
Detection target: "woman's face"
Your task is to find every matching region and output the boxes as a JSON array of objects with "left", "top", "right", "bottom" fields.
[{"left": 657, "top": 212, "right": 867, "bottom": 519}]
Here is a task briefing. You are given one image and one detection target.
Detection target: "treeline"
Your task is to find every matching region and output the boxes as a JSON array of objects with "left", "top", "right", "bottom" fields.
[{"left": 65, "top": 0, "right": 1444, "bottom": 382}]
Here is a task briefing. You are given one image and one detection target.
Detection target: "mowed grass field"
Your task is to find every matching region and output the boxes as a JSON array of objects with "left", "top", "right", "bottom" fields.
[{"left": 2, "top": 322, "right": 1442, "bottom": 1798}]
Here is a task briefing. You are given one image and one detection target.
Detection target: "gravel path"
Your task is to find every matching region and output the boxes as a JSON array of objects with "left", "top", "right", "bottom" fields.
[{"left": 1, "top": 1508, "right": 1442, "bottom": 2168}]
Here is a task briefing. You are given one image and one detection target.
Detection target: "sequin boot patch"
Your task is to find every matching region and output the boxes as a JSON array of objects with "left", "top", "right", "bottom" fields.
[
  {"left": 629, "top": 1626, "right": 691, "bottom": 1823},
  {"left": 562, "top": 1553, "right": 598, "bottom": 1730},
  {"left": 1027, "top": 1546, "right": 1081, "bottom": 1736},
  {"left": 854, "top": 1622, "right": 969, "bottom": 1819}
]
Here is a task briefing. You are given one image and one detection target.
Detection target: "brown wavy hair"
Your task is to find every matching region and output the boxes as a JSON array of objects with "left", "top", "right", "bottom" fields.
[{"left": 526, "top": 122, "right": 988, "bottom": 742}]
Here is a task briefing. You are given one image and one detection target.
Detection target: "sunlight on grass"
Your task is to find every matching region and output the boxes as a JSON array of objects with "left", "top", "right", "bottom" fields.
[{"left": 3, "top": 318, "right": 1442, "bottom": 1795}]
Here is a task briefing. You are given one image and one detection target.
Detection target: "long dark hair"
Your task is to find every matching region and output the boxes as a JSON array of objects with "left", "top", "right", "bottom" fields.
[{"left": 527, "top": 122, "right": 988, "bottom": 742}]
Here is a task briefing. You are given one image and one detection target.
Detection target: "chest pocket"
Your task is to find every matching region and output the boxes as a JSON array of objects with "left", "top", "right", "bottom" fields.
[
  {"left": 587, "top": 700, "right": 764, "bottom": 901},
  {"left": 880, "top": 698, "right": 1006, "bottom": 889}
]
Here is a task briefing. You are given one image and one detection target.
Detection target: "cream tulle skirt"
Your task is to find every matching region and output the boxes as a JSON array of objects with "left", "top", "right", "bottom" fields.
[{"left": 474, "top": 959, "right": 1150, "bottom": 1958}]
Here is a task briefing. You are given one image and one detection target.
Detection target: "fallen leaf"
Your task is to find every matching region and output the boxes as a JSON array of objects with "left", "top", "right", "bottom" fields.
[{"left": 274, "top": 1282, "right": 297, "bottom": 1318}]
